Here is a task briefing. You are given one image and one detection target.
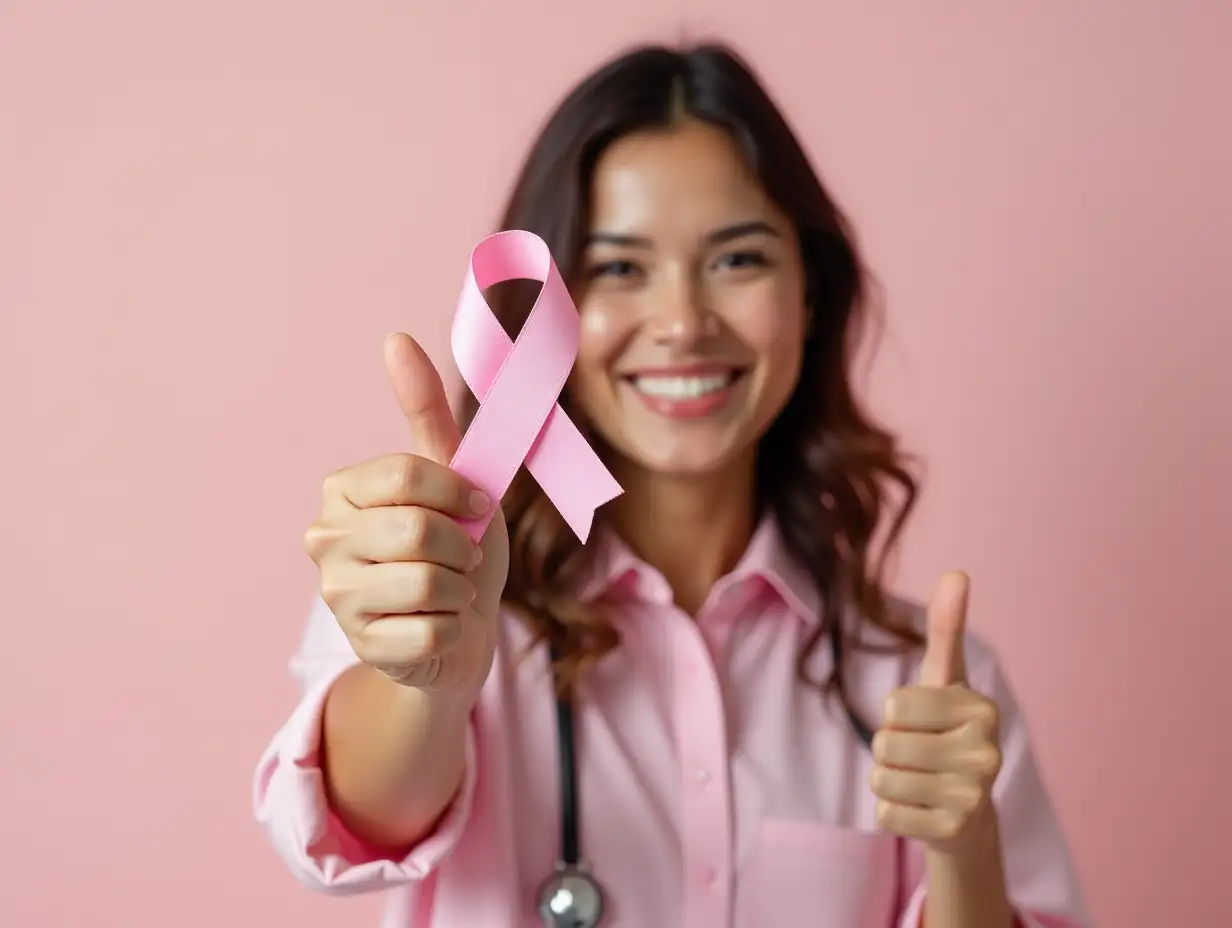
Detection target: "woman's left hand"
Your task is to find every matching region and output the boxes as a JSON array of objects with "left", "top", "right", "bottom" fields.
[{"left": 869, "top": 571, "right": 1003, "bottom": 855}]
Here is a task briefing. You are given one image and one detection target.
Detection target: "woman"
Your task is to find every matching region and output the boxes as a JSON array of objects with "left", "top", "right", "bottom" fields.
[{"left": 254, "top": 43, "right": 1089, "bottom": 927}]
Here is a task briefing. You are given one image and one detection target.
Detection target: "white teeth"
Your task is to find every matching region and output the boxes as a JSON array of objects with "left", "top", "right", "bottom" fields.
[{"left": 631, "top": 373, "right": 733, "bottom": 399}]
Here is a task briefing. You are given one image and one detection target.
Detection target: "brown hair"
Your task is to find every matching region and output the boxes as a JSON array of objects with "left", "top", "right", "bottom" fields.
[{"left": 457, "top": 42, "right": 923, "bottom": 721}]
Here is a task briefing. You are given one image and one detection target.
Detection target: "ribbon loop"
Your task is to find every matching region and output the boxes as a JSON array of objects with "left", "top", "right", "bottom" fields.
[{"left": 448, "top": 230, "right": 622, "bottom": 543}]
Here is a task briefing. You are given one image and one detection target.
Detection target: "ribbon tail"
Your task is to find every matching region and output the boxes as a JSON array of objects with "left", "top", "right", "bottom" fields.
[{"left": 523, "top": 404, "right": 623, "bottom": 544}]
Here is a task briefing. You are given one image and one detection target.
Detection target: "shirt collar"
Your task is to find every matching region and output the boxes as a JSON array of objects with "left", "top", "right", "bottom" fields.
[{"left": 572, "top": 513, "right": 822, "bottom": 622}]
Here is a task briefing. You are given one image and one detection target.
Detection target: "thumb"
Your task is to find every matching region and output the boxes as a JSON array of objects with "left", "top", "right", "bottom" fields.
[
  {"left": 384, "top": 333, "right": 462, "bottom": 465},
  {"left": 920, "top": 570, "right": 970, "bottom": 687}
]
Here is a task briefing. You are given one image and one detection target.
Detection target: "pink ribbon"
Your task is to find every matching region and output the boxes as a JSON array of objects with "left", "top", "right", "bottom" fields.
[{"left": 448, "top": 230, "right": 622, "bottom": 543}]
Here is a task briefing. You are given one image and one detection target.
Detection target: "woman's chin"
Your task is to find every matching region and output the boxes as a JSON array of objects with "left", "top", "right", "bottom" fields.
[{"left": 620, "top": 442, "right": 753, "bottom": 482}]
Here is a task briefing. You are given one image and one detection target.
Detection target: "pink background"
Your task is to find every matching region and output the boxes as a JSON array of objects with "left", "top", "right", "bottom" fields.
[{"left": 3, "top": 2, "right": 1229, "bottom": 925}]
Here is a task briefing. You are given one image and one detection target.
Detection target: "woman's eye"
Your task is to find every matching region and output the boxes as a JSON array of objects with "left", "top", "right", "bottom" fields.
[
  {"left": 588, "top": 260, "right": 640, "bottom": 279},
  {"left": 714, "top": 250, "right": 769, "bottom": 271}
]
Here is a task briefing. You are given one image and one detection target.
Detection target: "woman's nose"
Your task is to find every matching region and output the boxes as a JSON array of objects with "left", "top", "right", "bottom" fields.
[{"left": 647, "top": 275, "right": 718, "bottom": 346}]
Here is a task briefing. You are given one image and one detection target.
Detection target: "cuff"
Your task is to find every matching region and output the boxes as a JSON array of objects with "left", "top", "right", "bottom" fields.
[
  {"left": 252, "top": 665, "right": 478, "bottom": 895},
  {"left": 901, "top": 885, "right": 1076, "bottom": 928}
]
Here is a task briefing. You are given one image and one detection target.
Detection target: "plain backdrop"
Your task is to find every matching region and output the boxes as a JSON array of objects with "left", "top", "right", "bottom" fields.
[{"left": 3, "top": 2, "right": 1229, "bottom": 925}]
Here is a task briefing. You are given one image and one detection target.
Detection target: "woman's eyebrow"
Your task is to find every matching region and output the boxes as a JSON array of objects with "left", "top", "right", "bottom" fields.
[
  {"left": 584, "top": 220, "right": 779, "bottom": 250},
  {"left": 705, "top": 220, "right": 780, "bottom": 245},
  {"left": 584, "top": 231, "right": 653, "bottom": 249}
]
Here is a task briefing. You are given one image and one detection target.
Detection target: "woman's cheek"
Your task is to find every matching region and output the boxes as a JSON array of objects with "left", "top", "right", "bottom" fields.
[
  {"left": 579, "top": 301, "right": 620, "bottom": 349},
  {"left": 726, "top": 293, "right": 805, "bottom": 359},
  {"left": 577, "top": 300, "right": 636, "bottom": 382},
  {"left": 569, "top": 302, "right": 624, "bottom": 412}
]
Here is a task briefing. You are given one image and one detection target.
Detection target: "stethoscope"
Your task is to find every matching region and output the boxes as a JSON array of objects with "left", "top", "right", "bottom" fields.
[{"left": 535, "top": 622, "right": 875, "bottom": 928}]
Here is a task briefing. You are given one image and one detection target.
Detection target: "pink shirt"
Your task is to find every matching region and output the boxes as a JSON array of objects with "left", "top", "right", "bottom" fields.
[{"left": 254, "top": 518, "right": 1090, "bottom": 927}]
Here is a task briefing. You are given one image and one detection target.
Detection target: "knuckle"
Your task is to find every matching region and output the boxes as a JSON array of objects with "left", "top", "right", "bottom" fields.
[
  {"left": 882, "top": 690, "right": 902, "bottom": 725},
  {"left": 939, "top": 726, "right": 965, "bottom": 750},
  {"left": 975, "top": 699, "right": 999, "bottom": 730},
  {"left": 408, "top": 617, "right": 443, "bottom": 657},
  {"left": 349, "top": 633, "right": 383, "bottom": 668},
  {"left": 302, "top": 522, "right": 328, "bottom": 559},
  {"left": 393, "top": 454, "right": 423, "bottom": 493},
  {"left": 318, "top": 570, "right": 354, "bottom": 609},
  {"left": 400, "top": 616, "right": 462, "bottom": 666},
  {"left": 974, "top": 743, "right": 1002, "bottom": 778},
  {"left": 402, "top": 562, "right": 453, "bottom": 609},
  {"left": 868, "top": 764, "right": 885, "bottom": 793},
  {"left": 321, "top": 469, "right": 347, "bottom": 502},
  {"left": 938, "top": 812, "right": 964, "bottom": 841},
  {"left": 874, "top": 799, "right": 893, "bottom": 828},
  {"left": 400, "top": 508, "right": 430, "bottom": 552},
  {"left": 871, "top": 730, "right": 890, "bottom": 763},
  {"left": 410, "top": 563, "right": 441, "bottom": 601}
]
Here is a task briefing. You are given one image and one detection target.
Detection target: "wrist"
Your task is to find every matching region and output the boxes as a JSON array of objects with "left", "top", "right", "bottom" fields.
[
  {"left": 371, "top": 658, "right": 479, "bottom": 711},
  {"left": 365, "top": 666, "right": 476, "bottom": 752},
  {"left": 928, "top": 804, "right": 1001, "bottom": 865},
  {"left": 923, "top": 810, "right": 1014, "bottom": 928}
]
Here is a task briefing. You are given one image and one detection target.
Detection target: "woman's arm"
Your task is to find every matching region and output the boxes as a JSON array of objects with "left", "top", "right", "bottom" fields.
[
  {"left": 253, "top": 595, "right": 484, "bottom": 894},
  {"left": 321, "top": 663, "right": 474, "bottom": 849},
  {"left": 922, "top": 815, "right": 1015, "bottom": 928}
]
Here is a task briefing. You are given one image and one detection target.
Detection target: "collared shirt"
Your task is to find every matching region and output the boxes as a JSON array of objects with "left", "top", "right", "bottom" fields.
[{"left": 254, "top": 518, "right": 1090, "bottom": 927}]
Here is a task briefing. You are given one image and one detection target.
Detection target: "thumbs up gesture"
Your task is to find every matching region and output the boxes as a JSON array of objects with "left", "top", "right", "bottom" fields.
[
  {"left": 303, "top": 333, "right": 509, "bottom": 696},
  {"left": 868, "top": 572, "right": 1003, "bottom": 853}
]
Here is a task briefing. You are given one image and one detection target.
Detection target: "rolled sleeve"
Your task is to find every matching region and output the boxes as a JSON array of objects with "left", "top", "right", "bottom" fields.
[
  {"left": 896, "top": 638, "right": 1092, "bottom": 928},
  {"left": 899, "top": 886, "right": 1084, "bottom": 928},
  {"left": 252, "top": 597, "right": 478, "bottom": 895}
]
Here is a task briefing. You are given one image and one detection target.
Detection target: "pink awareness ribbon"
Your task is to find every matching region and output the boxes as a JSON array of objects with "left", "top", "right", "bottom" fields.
[{"left": 448, "top": 230, "right": 622, "bottom": 543}]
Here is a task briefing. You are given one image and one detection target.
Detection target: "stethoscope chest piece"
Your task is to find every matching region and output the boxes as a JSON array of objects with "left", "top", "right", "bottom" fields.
[{"left": 537, "top": 862, "right": 606, "bottom": 928}]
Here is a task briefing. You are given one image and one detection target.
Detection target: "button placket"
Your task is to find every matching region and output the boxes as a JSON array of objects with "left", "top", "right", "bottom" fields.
[{"left": 671, "top": 614, "right": 733, "bottom": 928}]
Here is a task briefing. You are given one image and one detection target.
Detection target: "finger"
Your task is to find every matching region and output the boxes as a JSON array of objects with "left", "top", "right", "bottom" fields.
[
  {"left": 882, "top": 685, "right": 998, "bottom": 734},
  {"left": 920, "top": 570, "right": 970, "bottom": 687},
  {"left": 871, "top": 729, "right": 1002, "bottom": 779},
  {"left": 868, "top": 766, "right": 983, "bottom": 813},
  {"left": 337, "top": 506, "right": 481, "bottom": 571},
  {"left": 348, "top": 614, "right": 465, "bottom": 671},
  {"left": 385, "top": 333, "right": 464, "bottom": 466},
  {"left": 324, "top": 562, "right": 476, "bottom": 617},
  {"left": 320, "top": 453, "right": 490, "bottom": 518},
  {"left": 875, "top": 800, "right": 966, "bottom": 845}
]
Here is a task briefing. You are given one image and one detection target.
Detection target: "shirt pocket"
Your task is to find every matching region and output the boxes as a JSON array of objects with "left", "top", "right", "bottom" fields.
[{"left": 736, "top": 817, "right": 899, "bottom": 928}]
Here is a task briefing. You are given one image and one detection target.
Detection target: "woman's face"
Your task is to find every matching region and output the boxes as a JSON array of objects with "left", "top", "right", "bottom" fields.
[{"left": 569, "top": 119, "right": 809, "bottom": 480}]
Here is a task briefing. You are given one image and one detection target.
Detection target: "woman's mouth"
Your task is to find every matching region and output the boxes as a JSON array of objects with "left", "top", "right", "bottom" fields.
[{"left": 621, "top": 367, "right": 747, "bottom": 420}]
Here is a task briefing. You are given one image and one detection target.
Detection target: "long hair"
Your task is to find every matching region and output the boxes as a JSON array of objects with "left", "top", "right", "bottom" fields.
[{"left": 457, "top": 42, "right": 923, "bottom": 718}]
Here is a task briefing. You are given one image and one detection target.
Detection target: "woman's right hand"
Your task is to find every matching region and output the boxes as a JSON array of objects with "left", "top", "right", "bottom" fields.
[{"left": 304, "top": 333, "right": 510, "bottom": 697}]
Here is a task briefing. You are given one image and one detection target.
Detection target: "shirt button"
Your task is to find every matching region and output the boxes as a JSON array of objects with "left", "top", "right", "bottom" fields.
[
  {"left": 703, "top": 866, "right": 718, "bottom": 888},
  {"left": 694, "top": 768, "right": 711, "bottom": 786}
]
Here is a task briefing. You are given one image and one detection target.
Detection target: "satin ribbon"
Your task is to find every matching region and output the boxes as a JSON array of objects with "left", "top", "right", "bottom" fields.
[{"left": 448, "top": 230, "right": 622, "bottom": 543}]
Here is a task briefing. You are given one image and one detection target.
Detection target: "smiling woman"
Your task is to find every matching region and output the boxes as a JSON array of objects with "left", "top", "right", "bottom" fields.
[
  {"left": 476, "top": 54, "right": 920, "bottom": 669},
  {"left": 255, "top": 41, "right": 1091, "bottom": 928}
]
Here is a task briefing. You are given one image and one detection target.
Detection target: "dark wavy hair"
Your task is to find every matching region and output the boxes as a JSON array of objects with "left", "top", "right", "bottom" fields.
[{"left": 457, "top": 42, "right": 923, "bottom": 722}]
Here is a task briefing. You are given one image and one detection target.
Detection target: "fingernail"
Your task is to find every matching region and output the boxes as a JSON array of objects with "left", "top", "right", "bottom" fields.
[
  {"left": 469, "top": 490, "right": 491, "bottom": 515},
  {"left": 472, "top": 546, "right": 484, "bottom": 568}
]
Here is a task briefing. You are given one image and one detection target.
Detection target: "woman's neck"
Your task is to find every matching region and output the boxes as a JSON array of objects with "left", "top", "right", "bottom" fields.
[{"left": 605, "top": 455, "right": 757, "bottom": 616}]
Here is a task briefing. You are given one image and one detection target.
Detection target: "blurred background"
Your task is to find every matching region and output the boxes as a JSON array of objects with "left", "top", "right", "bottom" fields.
[{"left": 3, "top": 2, "right": 1229, "bottom": 925}]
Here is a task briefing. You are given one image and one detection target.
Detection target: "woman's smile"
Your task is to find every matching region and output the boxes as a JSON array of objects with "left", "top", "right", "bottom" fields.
[{"left": 619, "top": 364, "right": 750, "bottom": 420}]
